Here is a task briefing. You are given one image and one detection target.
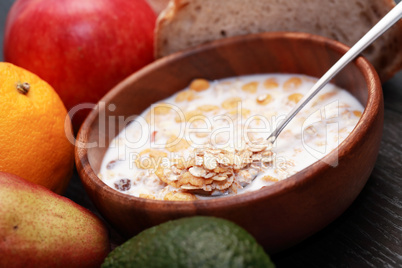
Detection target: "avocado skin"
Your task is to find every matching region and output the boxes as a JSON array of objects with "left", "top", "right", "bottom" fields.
[{"left": 102, "top": 216, "right": 274, "bottom": 268}]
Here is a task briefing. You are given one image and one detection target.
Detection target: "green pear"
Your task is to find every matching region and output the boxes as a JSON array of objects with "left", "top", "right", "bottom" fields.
[{"left": 0, "top": 171, "right": 110, "bottom": 267}]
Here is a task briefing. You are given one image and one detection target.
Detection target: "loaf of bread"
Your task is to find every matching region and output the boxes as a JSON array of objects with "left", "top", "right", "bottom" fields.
[
  {"left": 155, "top": 0, "right": 402, "bottom": 81},
  {"left": 146, "top": 0, "right": 170, "bottom": 14}
]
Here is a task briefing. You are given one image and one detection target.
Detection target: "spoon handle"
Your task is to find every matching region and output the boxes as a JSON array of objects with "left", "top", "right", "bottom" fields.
[{"left": 268, "top": 1, "right": 402, "bottom": 141}]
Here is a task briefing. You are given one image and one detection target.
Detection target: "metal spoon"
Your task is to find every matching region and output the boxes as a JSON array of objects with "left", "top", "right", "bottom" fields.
[{"left": 268, "top": 1, "right": 402, "bottom": 142}]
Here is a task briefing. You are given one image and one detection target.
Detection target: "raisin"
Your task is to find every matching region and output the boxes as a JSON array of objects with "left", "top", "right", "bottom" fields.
[
  {"left": 107, "top": 160, "right": 118, "bottom": 169},
  {"left": 114, "top": 178, "right": 131, "bottom": 191}
]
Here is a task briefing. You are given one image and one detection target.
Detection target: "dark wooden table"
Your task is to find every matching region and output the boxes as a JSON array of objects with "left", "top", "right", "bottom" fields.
[{"left": 1, "top": 1, "right": 401, "bottom": 267}]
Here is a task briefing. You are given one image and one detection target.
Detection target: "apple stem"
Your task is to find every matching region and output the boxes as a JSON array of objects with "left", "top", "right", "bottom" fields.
[{"left": 16, "top": 82, "right": 30, "bottom": 94}]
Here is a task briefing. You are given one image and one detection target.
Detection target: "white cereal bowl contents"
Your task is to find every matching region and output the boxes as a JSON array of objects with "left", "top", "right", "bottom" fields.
[
  {"left": 99, "top": 74, "right": 364, "bottom": 201},
  {"left": 75, "top": 32, "right": 383, "bottom": 252}
]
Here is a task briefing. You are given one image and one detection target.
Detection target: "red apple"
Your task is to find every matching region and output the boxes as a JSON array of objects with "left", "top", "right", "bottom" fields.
[{"left": 4, "top": 0, "right": 156, "bottom": 131}]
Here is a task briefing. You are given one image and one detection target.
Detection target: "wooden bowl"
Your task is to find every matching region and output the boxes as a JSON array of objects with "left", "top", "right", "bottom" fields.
[{"left": 75, "top": 32, "right": 383, "bottom": 252}]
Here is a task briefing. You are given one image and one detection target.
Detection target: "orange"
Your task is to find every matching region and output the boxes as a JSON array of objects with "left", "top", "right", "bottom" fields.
[{"left": 0, "top": 62, "right": 74, "bottom": 194}]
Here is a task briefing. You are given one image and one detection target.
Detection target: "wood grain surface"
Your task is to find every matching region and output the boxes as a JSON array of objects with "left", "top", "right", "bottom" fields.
[{"left": 1, "top": 0, "right": 401, "bottom": 267}]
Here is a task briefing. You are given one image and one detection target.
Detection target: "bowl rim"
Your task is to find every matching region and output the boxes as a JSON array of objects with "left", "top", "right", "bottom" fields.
[{"left": 75, "top": 31, "right": 382, "bottom": 209}]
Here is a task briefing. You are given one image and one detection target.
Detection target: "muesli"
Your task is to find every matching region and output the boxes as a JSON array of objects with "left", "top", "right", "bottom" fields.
[{"left": 99, "top": 74, "right": 363, "bottom": 200}]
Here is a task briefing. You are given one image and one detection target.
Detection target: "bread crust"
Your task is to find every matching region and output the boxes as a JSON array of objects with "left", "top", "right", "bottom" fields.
[
  {"left": 146, "top": 0, "right": 170, "bottom": 14},
  {"left": 155, "top": 0, "right": 402, "bottom": 81}
]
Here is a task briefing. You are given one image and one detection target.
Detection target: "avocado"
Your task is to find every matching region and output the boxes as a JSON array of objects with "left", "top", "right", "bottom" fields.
[{"left": 102, "top": 216, "right": 274, "bottom": 268}]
